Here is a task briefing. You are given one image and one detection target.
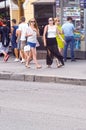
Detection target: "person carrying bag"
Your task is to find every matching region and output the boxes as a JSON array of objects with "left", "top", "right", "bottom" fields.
[{"left": 43, "top": 17, "right": 65, "bottom": 68}]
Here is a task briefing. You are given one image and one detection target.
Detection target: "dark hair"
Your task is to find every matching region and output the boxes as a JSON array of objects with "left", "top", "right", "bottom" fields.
[
  {"left": 67, "top": 16, "right": 73, "bottom": 21},
  {"left": 20, "top": 16, "right": 26, "bottom": 22},
  {"left": 3, "top": 20, "right": 7, "bottom": 25},
  {"left": 12, "top": 19, "right": 16, "bottom": 24},
  {"left": 48, "top": 17, "right": 53, "bottom": 21}
]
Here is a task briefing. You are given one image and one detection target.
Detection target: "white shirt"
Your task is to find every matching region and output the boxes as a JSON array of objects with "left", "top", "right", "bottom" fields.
[
  {"left": 47, "top": 25, "right": 57, "bottom": 38},
  {"left": 18, "top": 22, "right": 28, "bottom": 41},
  {"left": 27, "top": 26, "right": 37, "bottom": 43}
]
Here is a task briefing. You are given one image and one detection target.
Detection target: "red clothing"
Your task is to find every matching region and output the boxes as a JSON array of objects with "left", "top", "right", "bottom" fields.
[{"left": 0, "top": 21, "right": 3, "bottom": 26}]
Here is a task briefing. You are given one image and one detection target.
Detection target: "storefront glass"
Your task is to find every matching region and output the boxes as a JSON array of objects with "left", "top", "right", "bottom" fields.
[
  {"left": 0, "top": 0, "right": 9, "bottom": 19},
  {"left": 55, "top": 0, "right": 86, "bottom": 58}
]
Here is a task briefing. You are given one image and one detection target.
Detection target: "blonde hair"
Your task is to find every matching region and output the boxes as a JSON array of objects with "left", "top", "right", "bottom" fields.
[
  {"left": 29, "top": 18, "right": 39, "bottom": 31},
  {"left": 54, "top": 17, "right": 60, "bottom": 24}
]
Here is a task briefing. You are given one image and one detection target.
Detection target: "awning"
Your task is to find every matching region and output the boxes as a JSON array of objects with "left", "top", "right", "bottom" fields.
[
  {"left": 23, "top": 0, "right": 29, "bottom": 9},
  {"left": 10, "top": 0, "right": 19, "bottom": 10},
  {"left": 0, "top": 0, "right": 9, "bottom": 8},
  {"left": 0, "top": 0, "right": 18, "bottom": 9},
  {"left": 0, "top": 0, "right": 5, "bottom": 1},
  {"left": 32, "top": 0, "right": 55, "bottom": 5}
]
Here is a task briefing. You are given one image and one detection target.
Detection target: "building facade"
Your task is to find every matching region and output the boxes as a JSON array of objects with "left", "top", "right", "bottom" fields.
[{"left": 0, "top": 0, "right": 86, "bottom": 59}]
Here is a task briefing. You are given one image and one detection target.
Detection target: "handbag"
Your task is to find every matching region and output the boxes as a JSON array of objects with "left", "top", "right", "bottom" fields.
[
  {"left": 24, "top": 45, "right": 30, "bottom": 52},
  {"left": 36, "top": 39, "right": 40, "bottom": 47},
  {"left": 45, "top": 25, "right": 48, "bottom": 39}
]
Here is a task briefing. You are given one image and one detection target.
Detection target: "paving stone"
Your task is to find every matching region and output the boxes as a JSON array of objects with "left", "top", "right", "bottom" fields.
[
  {"left": 0, "top": 73, "right": 10, "bottom": 80},
  {"left": 10, "top": 74, "right": 25, "bottom": 81},
  {"left": 25, "top": 75, "right": 35, "bottom": 81},
  {"left": 35, "top": 75, "right": 55, "bottom": 83}
]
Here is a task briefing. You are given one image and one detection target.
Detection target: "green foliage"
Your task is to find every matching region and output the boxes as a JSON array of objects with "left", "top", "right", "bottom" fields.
[{"left": 0, "top": 13, "right": 4, "bottom": 18}]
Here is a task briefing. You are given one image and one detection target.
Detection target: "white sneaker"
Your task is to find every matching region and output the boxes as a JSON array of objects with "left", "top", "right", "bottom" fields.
[
  {"left": 21, "top": 59, "right": 25, "bottom": 63},
  {"left": 14, "top": 58, "right": 20, "bottom": 62}
]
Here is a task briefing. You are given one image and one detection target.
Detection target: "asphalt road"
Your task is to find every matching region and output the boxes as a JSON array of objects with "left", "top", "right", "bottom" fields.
[{"left": 0, "top": 80, "right": 86, "bottom": 130}]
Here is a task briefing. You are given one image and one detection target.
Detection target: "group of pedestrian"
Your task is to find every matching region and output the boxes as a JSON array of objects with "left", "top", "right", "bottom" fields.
[
  {"left": 0, "top": 16, "right": 76, "bottom": 69},
  {"left": 43, "top": 16, "right": 76, "bottom": 68},
  {"left": 43, "top": 17, "right": 65, "bottom": 68},
  {"left": 11, "top": 16, "right": 42, "bottom": 69}
]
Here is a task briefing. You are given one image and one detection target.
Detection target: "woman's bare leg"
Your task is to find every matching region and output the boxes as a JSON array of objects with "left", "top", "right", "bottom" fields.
[
  {"left": 25, "top": 51, "right": 32, "bottom": 67},
  {"left": 31, "top": 48, "right": 41, "bottom": 68}
]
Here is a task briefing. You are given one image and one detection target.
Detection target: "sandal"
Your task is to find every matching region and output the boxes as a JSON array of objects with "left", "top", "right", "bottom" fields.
[
  {"left": 47, "top": 65, "right": 51, "bottom": 68},
  {"left": 25, "top": 64, "right": 30, "bottom": 68},
  {"left": 36, "top": 65, "right": 42, "bottom": 69},
  {"left": 57, "top": 63, "right": 63, "bottom": 68}
]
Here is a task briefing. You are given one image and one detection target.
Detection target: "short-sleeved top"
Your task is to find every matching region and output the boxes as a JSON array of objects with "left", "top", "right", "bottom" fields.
[
  {"left": 18, "top": 23, "right": 28, "bottom": 41},
  {"left": 26, "top": 26, "right": 37, "bottom": 43},
  {"left": 62, "top": 22, "right": 75, "bottom": 36}
]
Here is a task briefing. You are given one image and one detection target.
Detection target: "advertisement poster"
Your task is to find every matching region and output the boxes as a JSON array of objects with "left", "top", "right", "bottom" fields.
[
  {"left": 56, "top": 0, "right": 60, "bottom": 7},
  {"left": 63, "top": 7, "right": 80, "bottom": 23},
  {"left": 80, "top": 0, "right": 86, "bottom": 8}
]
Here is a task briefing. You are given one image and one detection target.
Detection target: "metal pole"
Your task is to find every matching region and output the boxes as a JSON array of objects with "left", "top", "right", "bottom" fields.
[
  {"left": 4, "top": 0, "right": 7, "bottom": 19},
  {"left": 84, "top": 9, "right": 86, "bottom": 59},
  {"left": 55, "top": 0, "right": 60, "bottom": 18},
  {"left": 60, "top": 0, "right": 63, "bottom": 25}
]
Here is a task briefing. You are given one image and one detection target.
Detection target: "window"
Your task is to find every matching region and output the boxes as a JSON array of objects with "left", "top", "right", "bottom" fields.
[
  {"left": 69, "top": 0, "right": 79, "bottom": 3},
  {"left": 69, "top": 0, "right": 75, "bottom": 1}
]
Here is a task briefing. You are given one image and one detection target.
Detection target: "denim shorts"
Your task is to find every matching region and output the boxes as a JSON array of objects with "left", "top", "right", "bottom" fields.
[
  {"left": 11, "top": 40, "right": 21, "bottom": 49},
  {"left": 27, "top": 42, "right": 36, "bottom": 48},
  {"left": 11, "top": 41, "right": 17, "bottom": 49}
]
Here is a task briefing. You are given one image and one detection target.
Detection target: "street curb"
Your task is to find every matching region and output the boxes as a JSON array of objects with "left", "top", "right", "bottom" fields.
[{"left": 0, "top": 72, "right": 86, "bottom": 86}]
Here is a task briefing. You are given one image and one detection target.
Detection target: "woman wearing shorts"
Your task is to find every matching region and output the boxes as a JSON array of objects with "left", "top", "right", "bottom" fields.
[{"left": 25, "top": 18, "right": 41, "bottom": 69}]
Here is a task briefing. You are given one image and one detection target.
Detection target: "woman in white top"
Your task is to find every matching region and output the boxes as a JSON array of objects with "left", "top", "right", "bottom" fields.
[
  {"left": 25, "top": 18, "right": 41, "bottom": 68},
  {"left": 43, "top": 17, "right": 65, "bottom": 68}
]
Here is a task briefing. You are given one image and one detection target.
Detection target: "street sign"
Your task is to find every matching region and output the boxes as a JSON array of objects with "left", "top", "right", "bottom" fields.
[
  {"left": 56, "top": 0, "right": 60, "bottom": 7},
  {"left": 80, "top": 0, "right": 86, "bottom": 8}
]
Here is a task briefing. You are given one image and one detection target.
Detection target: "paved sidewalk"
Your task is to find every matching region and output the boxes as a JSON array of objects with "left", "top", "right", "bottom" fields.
[{"left": 0, "top": 56, "right": 86, "bottom": 85}]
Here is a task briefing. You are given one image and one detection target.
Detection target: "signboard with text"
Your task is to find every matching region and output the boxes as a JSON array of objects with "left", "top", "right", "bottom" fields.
[
  {"left": 56, "top": 0, "right": 60, "bottom": 7},
  {"left": 63, "top": 7, "right": 80, "bottom": 23},
  {"left": 56, "top": 0, "right": 60, "bottom": 17},
  {"left": 80, "top": 0, "right": 86, "bottom": 8}
]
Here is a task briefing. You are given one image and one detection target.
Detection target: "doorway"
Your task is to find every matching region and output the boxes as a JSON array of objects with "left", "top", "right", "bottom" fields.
[{"left": 34, "top": 4, "right": 55, "bottom": 35}]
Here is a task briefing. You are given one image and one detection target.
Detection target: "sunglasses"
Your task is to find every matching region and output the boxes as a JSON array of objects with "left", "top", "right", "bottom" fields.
[
  {"left": 49, "top": 19, "right": 53, "bottom": 21},
  {"left": 30, "top": 21, "right": 35, "bottom": 23}
]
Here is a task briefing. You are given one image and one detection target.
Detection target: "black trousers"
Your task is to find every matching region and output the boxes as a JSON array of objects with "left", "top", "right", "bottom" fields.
[{"left": 46, "top": 38, "right": 64, "bottom": 65}]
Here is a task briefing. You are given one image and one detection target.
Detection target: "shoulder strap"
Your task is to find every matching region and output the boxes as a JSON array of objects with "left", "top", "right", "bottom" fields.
[{"left": 46, "top": 25, "right": 48, "bottom": 31}]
